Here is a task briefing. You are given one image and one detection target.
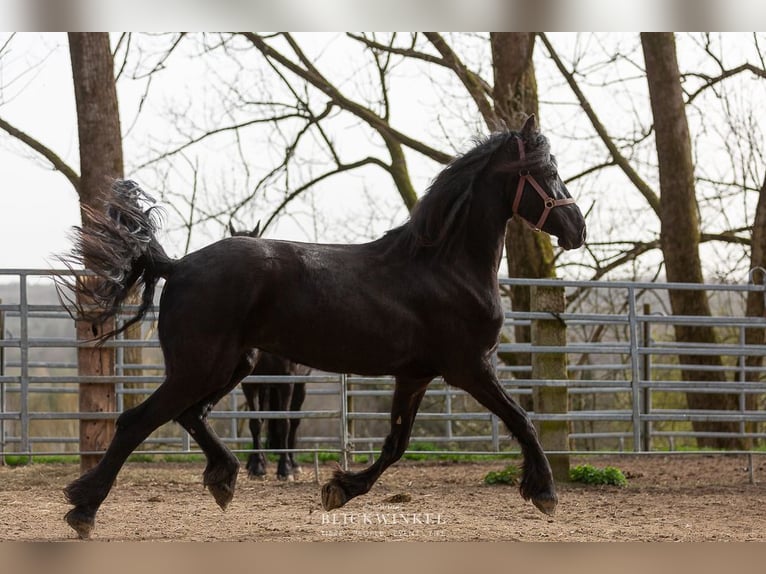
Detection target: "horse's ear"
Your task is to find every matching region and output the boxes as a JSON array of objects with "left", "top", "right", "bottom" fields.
[
  {"left": 251, "top": 221, "right": 261, "bottom": 238},
  {"left": 228, "top": 222, "right": 236, "bottom": 237},
  {"left": 520, "top": 114, "right": 537, "bottom": 140}
]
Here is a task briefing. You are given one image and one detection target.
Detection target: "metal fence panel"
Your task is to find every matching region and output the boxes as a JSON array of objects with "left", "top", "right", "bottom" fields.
[{"left": 1, "top": 268, "right": 765, "bottom": 463}]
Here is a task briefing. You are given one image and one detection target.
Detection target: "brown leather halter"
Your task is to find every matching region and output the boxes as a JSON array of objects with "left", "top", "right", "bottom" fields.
[{"left": 512, "top": 138, "right": 576, "bottom": 231}]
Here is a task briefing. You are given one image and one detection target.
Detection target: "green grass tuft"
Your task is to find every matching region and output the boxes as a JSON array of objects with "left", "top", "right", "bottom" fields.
[
  {"left": 483, "top": 464, "right": 521, "bottom": 485},
  {"left": 569, "top": 464, "right": 627, "bottom": 487}
]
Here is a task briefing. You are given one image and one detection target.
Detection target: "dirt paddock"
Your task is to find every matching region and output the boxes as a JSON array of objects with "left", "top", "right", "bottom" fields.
[{"left": 2, "top": 454, "right": 765, "bottom": 541}]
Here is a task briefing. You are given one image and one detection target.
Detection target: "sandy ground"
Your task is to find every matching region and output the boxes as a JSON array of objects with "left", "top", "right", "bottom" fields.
[{"left": 1, "top": 454, "right": 765, "bottom": 542}]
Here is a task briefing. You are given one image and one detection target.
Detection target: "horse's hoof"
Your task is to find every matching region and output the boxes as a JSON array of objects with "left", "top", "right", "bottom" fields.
[
  {"left": 292, "top": 464, "right": 302, "bottom": 475},
  {"left": 277, "top": 474, "right": 295, "bottom": 482},
  {"left": 321, "top": 480, "right": 348, "bottom": 511},
  {"left": 65, "top": 508, "right": 95, "bottom": 540},
  {"left": 531, "top": 493, "right": 558, "bottom": 516},
  {"left": 208, "top": 482, "right": 235, "bottom": 511}
]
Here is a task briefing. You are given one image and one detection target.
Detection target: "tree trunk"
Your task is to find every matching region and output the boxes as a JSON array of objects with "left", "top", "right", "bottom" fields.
[
  {"left": 745, "top": 175, "right": 766, "bottom": 444},
  {"left": 69, "top": 33, "right": 125, "bottom": 471},
  {"left": 641, "top": 33, "right": 742, "bottom": 449},
  {"left": 491, "top": 33, "right": 557, "bottom": 410}
]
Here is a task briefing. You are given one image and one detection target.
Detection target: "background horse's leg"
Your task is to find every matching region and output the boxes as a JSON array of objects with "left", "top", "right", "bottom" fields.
[
  {"left": 321, "top": 377, "right": 431, "bottom": 510},
  {"left": 63, "top": 382, "right": 192, "bottom": 539},
  {"left": 243, "top": 382, "right": 267, "bottom": 478},
  {"left": 447, "top": 359, "right": 557, "bottom": 515},
  {"left": 287, "top": 382, "right": 306, "bottom": 474},
  {"left": 269, "top": 382, "right": 293, "bottom": 480}
]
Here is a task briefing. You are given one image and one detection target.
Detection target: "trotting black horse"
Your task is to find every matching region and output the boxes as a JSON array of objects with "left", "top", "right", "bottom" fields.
[
  {"left": 59, "top": 115, "right": 586, "bottom": 538},
  {"left": 229, "top": 224, "right": 310, "bottom": 481}
]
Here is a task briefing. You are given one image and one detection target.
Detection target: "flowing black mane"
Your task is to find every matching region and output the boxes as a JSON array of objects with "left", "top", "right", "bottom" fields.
[{"left": 384, "top": 129, "right": 553, "bottom": 256}]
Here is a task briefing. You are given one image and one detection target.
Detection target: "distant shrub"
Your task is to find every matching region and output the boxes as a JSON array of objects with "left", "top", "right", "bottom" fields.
[
  {"left": 483, "top": 464, "right": 521, "bottom": 485},
  {"left": 569, "top": 464, "right": 627, "bottom": 487}
]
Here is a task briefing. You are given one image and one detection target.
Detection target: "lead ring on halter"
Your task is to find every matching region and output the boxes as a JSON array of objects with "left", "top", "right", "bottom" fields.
[{"left": 512, "top": 137, "right": 576, "bottom": 231}]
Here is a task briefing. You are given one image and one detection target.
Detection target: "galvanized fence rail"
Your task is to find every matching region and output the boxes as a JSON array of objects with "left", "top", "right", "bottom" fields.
[{"left": 1, "top": 268, "right": 765, "bottom": 466}]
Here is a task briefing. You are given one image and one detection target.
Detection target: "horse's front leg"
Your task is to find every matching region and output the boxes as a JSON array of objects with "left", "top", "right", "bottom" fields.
[
  {"left": 447, "top": 359, "right": 557, "bottom": 515},
  {"left": 321, "top": 377, "right": 430, "bottom": 510}
]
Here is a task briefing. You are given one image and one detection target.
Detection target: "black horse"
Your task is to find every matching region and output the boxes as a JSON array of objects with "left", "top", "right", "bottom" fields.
[
  {"left": 228, "top": 223, "right": 309, "bottom": 481},
  {"left": 242, "top": 352, "right": 308, "bottom": 480},
  {"left": 59, "top": 116, "right": 586, "bottom": 538}
]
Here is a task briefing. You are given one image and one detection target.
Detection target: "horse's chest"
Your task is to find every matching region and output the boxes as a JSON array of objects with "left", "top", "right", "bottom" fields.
[{"left": 442, "top": 283, "right": 503, "bottom": 332}]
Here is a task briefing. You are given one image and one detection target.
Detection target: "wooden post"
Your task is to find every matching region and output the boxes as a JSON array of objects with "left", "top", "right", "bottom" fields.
[
  {"left": 531, "top": 284, "right": 570, "bottom": 482},
  {"left": 0, "top": 297, "right": 4, "bottom": 465},
  {"left": 76, "top": 283, "right": 116, "bottom": 473}
]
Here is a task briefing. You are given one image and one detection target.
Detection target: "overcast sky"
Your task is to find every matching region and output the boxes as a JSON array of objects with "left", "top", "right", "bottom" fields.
[{"left": 1, "top": 25, "right": 764, "bottom": 280}]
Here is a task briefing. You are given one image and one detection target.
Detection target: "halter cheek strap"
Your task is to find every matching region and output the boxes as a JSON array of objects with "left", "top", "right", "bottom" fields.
[{"left": 513, "top": 138, "right": 576, "bottom": 231}]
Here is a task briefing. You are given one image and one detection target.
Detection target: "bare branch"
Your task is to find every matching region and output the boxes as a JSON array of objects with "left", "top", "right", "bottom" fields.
[
  {"left": 684, "top": 63, "right": 766, "bottom": 104},
  {"left": 135, "top": 108, "right": 317, "bottom": 171},
  {"left": 240, "top": 32, "right": 453, "bottom": 165},
  {"left": 262, "top": 156, "right": 390, "bottom": 232},
  {"left": 423, "top": 32, "right": 497, "bottom": 129},
  {"left": 0, "top": 115, "right": 80, "bottom": 191},
  {"left": 539, "top": 33, "right": 661, "bottom": 215}
]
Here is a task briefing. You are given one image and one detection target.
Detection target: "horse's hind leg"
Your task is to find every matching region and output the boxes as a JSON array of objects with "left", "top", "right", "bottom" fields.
[
  {"left": 447, "top": 360, "right": 557, "bottom": 515},
  {"left": 177, "top": 351, "right": 257, "bottom": 509},
  {"left": 176, "top": 407, "right": 240, "bottom": 510},
  {"left": 63, "top": 383, "right": 190, "bottom": 539},
  {"left": 321, "top": 377, "right": 430, "bottom": 510}
]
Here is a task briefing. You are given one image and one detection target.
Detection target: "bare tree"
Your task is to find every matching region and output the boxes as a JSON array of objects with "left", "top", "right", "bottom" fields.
[
  {"left": 1, "top": 33, "right": 128, "bottom": 469},
  {"left": 68, "top": 33, "right": 126, "bottom": 469},
  {"left": 642, "top": 32, "right": 741, "bottom": 448}
]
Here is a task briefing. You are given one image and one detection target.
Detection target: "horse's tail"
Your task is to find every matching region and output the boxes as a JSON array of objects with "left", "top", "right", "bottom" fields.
[{"left": 57, "top": 179, "right": 176, "bottom": 344}]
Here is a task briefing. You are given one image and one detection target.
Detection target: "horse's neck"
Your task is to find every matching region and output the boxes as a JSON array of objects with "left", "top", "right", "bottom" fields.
[{"left": 462, "top": 188, "right": 513, "bottom": 278}]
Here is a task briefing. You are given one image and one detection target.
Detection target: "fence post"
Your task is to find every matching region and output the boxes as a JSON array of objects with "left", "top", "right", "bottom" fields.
[
  {"left": 0, "top": 297, "right": 4, "bottom": 465},
  {"left": 530, "top": 284, "right": 569, "bottom": 482},
  {"left": 340, "top": 373, "right": 349, "bottom": 470},
  {"left": 76, "top": 278, "right": 116, "bottom": 472},
  {"left": 642, "top": 303, "right": 652, "bottom": 451}
]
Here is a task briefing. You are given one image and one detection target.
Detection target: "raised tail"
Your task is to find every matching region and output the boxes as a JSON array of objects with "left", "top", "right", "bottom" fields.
[{"left": 57, "top": 179, "right": 175, "bottom": 344}]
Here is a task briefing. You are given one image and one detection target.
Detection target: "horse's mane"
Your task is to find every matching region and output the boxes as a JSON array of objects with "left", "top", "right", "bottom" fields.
[{"left": 381, "top": 129, "right": 552, "bottom": 257}]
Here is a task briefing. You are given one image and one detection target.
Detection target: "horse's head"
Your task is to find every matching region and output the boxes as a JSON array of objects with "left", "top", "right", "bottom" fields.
[{"left": 495, "top": 115, "right": 587, "bottom": 250}]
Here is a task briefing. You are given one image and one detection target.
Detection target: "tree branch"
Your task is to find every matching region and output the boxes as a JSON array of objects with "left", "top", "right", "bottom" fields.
[
  {"left": 539, "top": 33, "right": 660, "bottom": 215},
  {"left": 262, "top": 156, "right": 390, "bottom": 232},
  {"left": 0, "top": 115, "right": 80, "bottom": 191},
  {"left": 684, "top": 63, "right": 766, "bottom": 104},
  {"left": 423, "top": 32, "right": 497, "bottom": 129},
  {"left": 239, "top": 32, "right": 453, "bottom": 165}
]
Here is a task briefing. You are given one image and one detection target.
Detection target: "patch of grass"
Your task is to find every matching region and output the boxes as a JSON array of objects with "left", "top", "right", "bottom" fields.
[
  {"left": 402, "top": 442, "right": 520, "bottom": 463},
  {"left": 3, "top": 454, "right": 78, "bottom": 466},
  {"left": 161, "top": 454, "right": 206, "bottom": 463},
  {"left": 569, "top": 464, "right": 627, "bottom": 487},
  {"left": 483, "top": 464, "right": 521, "bottom": 485},
  {"left": 403, "top": 441, "right": 442, "bottom": 461}
]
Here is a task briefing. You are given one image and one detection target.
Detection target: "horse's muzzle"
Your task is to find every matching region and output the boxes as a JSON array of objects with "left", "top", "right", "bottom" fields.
[{"left": 558, "top": 225, "right": 587, "bottom": 250}]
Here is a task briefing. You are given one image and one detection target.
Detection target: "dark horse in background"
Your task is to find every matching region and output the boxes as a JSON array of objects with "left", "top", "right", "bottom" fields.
[
  {"left": 59, "top": 116, "right": 586, "bottom": 538},
  {"left": 229, "top": 223, "right": 309, "bottom": 481}
]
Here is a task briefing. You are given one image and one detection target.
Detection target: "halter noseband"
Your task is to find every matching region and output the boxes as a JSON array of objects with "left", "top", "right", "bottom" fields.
[{"left": 512, "top": 138, "right": 576, "bottom": 231}]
